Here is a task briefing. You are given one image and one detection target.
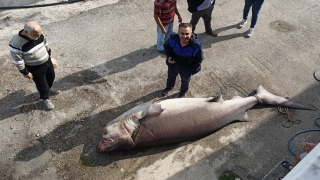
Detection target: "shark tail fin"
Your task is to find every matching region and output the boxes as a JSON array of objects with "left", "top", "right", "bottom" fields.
[{"left": 256, "top": 85, "right": 316, "bottom": 111}]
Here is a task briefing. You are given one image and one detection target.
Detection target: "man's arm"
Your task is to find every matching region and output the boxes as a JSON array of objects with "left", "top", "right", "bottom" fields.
[
  {"left": 164, "top": 36, "right": 175, "bottom": 58},
  {"left": 175, "top": 6, "right": 182, "bottom": 23},
  {"left": 154, "top": 15, "right": 166, "bottom": 34},
  {"left": 44, "top": 37, "right": 52, "bottom": 58},
  {"left": 9, "top": 46, "right": 33, "bottom": 78},
  {"left": 154, "top": 1, "right": 166, "bottom": 34},
  {"left": 191, "top": 46, "right": 204, "bottom": 75}
]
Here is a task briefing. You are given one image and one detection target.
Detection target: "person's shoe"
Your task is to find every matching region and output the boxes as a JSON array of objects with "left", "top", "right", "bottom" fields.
[
  {"left": 161, "top": 88, "right": 172, "bottom": 96},
  {"left": 205, "top": 31, "right": 218, "bottom": 37},
  {"left": 281, "top": 161, "right": 293, "bottom": 171},
  {"left": 43, "top": 99, "right": 54, "bottom": 110},
  {"left": 178, "top": 93, "right": 185, "bottom": 98},
  {"left": 158, "top": 50, "right": 166, "bottom": 55},
  {"left": 237, "top": 19, "right": 247, "bottom": 29},
  {"left": 50, "top": 89, "right": 60, "bottom": 95},
  {"left": 246, "top": 28, "right": 254, "bottom": 38}
]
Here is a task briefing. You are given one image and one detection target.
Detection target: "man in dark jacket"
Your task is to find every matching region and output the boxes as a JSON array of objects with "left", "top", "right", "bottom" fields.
[
  {"left": 161, "top": 23, "right": 204, "bottom": 98},
  {"left": 187, "top": 0, "right": 218, "bottom": 37}
]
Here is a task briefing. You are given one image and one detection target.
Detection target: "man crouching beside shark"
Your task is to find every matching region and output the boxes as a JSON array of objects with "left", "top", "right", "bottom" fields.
[{"left": 96, "top": 85, "right": 315, "bottom": 152}]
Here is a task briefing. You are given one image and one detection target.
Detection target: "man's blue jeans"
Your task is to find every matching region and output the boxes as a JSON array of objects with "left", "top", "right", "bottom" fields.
[
  {"left": 156, "top": 23, "right": 173, "bottom": 51},
  {"left": 243, "top": 0, "right": 264, "bottom": 28},
  {"left": 166, "top": 64, "right": 192, "bottom": 94}
]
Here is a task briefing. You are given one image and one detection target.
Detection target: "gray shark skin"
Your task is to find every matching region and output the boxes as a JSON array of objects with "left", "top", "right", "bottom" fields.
[{"left": 96, "top": 85, "right": 315, "bottom": 152}]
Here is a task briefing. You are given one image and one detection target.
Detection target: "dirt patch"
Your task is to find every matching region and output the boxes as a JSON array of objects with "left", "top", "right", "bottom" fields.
[{"left": 269, "top": 20, "right": 298, "bottom": 32}]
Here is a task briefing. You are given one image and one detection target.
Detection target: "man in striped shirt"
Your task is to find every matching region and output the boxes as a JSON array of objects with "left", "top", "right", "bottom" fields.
[
  {"left": 9, "top": 21, "right": 58, "bottom": 110},
  {"left": 154, "top": 0, "right": 182, "bottom": 55}
]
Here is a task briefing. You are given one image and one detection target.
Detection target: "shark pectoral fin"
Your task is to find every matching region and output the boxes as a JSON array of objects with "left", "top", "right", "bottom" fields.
[
  {"left": 208, "top": 94, "right": 224, "bottom": 102},
  {"left": 143, "top": 102, "right": 165, "bottom": 119},
  {"left": 239, "top": 112, "right": 250, "bottom": 122}
]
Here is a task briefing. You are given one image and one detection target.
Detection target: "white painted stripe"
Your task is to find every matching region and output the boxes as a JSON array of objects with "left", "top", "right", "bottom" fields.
[
  {"left": 262, "top": 158, "right": 285, "bottom": 180},
  {"left": 9, "top": 46, "right": 22, "bottom": 53},
  {"left": 22, "top": 42, "right": 45, "bottom": 54}
]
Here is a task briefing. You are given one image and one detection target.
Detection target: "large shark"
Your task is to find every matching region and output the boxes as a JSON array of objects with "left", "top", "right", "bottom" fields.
[{"left": 96, "top": 85, "right": 315, "bottom": 152}]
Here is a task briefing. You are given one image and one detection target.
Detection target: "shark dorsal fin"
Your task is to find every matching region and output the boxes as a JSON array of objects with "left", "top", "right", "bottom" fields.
[
  {"left": 208, "top": 94, "right": 224, "bottom": 102},
  {"left": 143, "top": 102, "right": 165, "bottom": 119}
]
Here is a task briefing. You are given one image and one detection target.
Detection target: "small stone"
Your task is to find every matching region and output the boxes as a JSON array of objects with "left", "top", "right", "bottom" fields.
[
  {"left": 3, "top": 15, "right": 12, "bottom": 21},
  {"left": 36, "top": 133, "right": 40, "bottom": 137}
]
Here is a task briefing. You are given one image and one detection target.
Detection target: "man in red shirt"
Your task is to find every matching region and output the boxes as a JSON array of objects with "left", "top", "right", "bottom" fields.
[{"left": 154, "top": 0, "right": 182, "bottom": 55}]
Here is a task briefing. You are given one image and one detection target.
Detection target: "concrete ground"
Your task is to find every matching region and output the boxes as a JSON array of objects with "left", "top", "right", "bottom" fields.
[{"left": 0, "top": 0, "right": 320, "bottom": 179}]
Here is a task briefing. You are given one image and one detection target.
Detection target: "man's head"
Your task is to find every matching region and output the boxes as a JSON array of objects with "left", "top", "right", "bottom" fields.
[
  {"left": 23, "top": 21, "right": 42, "bottom": 40},
  {"left": 178, "top": 23, "right": 192, "bottom": 44}
]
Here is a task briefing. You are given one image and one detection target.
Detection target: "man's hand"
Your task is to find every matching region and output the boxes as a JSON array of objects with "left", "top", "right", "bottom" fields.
[
  {"left": 178, "top": 15, "right": 182, "bottom": 23},
  {"left": 168, "top": 57, "right": 176, "bottom": 64},
  {"left": 302, "top": 142, "right": 317, "bottom": 153},
  {"left": 24, "top": 72, "right": 33, "bottom": 79},
  {"left": 161, "top": 27, "right": 167, "bottom": 34}
]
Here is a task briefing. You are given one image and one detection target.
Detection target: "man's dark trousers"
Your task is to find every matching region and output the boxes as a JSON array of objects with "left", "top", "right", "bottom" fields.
[
  {"left": 166, "top": 65, "right": 192, "bottom": 94},
  {"left": 26, "top": 58, "right": 55, "bottom": 100},
  {"left": 190, "top": 4, "right": 214, "bottom": 33}
]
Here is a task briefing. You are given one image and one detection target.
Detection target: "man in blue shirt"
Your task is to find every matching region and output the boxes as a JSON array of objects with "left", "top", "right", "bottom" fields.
[{"left": 162, "top": 23, "right": 204, "bottom": 98}]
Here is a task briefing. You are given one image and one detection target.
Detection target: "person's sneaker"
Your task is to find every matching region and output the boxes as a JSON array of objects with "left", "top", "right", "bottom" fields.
[
  {"left": 246, "top": 28, "right": 254, "bottom": 38},
  {"left": 50, "top": 89, "right": 60, "bottom": 95},
  {"left": 237, "top": 19, "right": 247, "bottom": 29},
  {"left": 178, "top": 93, "right": 185, "bottom": 98},
  {"left": 43, "top": 99, "right": 54, "bottom": 110},
  {"left": 161, "top": 87, "right": 173, "bottom": 96}
]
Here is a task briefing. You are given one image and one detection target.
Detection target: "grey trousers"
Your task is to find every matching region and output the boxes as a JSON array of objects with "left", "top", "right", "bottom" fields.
[{"left": 190, "top": 5, "right": 214, "bottom": 33}]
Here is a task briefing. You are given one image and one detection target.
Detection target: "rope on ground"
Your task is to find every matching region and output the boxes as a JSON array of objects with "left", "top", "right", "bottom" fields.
[
  {"left": 277, "top": 106, "right": 302, "bottom": 128},
  {"left": 287, "top": 118, "right": 320, "bottom": 156}
]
